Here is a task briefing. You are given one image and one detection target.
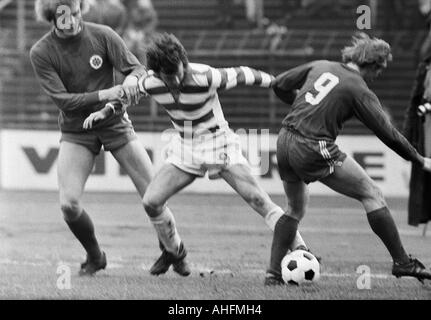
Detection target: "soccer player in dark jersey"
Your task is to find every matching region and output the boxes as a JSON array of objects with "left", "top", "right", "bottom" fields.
[
  {"left": 30, "top": 0, "right": 190, "bottom": 277},
  {"left": 265, "top": 33, "right": 431, "bottom": 285}
]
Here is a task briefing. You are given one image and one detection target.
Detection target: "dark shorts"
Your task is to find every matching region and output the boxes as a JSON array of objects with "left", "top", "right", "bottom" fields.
[
  {"left": 60, "top": 122, "right": 137, "bottom": 155},
  {"left": 276, "top": 127, "right": 347, "bottom": 184}
]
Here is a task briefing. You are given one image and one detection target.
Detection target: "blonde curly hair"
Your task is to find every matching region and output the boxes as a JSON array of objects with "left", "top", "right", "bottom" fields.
[
  {"left": 35, "top": 0, "right": 90, "bottom": 23},
  {"left": 342, "top": 33, "right": 393, "bottom": 68}
]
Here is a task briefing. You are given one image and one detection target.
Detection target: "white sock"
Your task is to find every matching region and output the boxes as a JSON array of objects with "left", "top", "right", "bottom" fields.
[
  {"left": 290, "top": 231, "right": 306, "bottom": 250},
  {"left": 264, "top": 206, "right": 307, "bottom": 250},
  {"left": 264, "top": 206, "right": 284, "bottom": 231},
  {"left": 149, "top": 207, "right": 181, "bottom": 255}
]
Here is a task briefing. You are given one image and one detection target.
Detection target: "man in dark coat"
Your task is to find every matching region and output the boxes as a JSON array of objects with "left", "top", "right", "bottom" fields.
[{"left": 403, "top": 41, "right": 431, "bottom": 227}]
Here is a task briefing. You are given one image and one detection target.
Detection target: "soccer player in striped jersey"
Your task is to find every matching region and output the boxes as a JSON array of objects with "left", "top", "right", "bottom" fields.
[
  {"left": 85, "top": 32, "right": 310, "bottom": 277},
  {"left": 267, "top": 33, "right": 431, "bottom": 285}
]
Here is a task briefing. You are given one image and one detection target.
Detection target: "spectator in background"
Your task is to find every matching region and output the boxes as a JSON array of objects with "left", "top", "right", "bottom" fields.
[
  {"left": 215, "top": 0, "right": 235, "bottom": 28},
  {"left": 402, "top": 1, "right": 431, "bottom": 229},
  {"left": 419, "top": 0, "right": 431, "bottom": 24},
  {"left": 279, "top": 0, "right": 308, "bottom": 25},
  {"left": 122, "top": 0, "right": 158, "bottom": 64},
  {"left": 84, "top": 0, "right": 127, "bottom": 36},
  {"left": 403, "top": 58, "right": 431, "bottom": 229},
  {"left": 281, "top": 0, "right": 343, "bottom": 25},
  {"left": 381, "top": 0, "right": 405, "bottom": 30},
  {"left": 305, "top": 0, "right": 344, "bottom": 18},
  {"left": 244, "top": 0, "right": 266, "bottom": 29},
  {"left": 419, "top": 0, "right": 431, "bottom": 60},
  {"left": 368, "top": 0, "right": 378, "bottom": 28}
]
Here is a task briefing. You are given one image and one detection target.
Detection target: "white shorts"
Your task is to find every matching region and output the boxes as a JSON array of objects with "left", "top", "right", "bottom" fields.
[{"left": 165, "top": 130, "right": 249, "bottom": 179}]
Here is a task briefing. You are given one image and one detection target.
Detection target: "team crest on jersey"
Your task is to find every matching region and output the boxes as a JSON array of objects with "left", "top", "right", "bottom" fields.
[{"left": 89, "top": 55, "right": 103, "bottom": 70}]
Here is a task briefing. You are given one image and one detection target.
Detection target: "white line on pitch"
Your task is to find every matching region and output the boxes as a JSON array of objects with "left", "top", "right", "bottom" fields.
[
  {"left": 0, "top": 259, "right": 392, "bottom": 279},
  {"left": 163, "top": 223, "right": 424, "bottom": 237}
]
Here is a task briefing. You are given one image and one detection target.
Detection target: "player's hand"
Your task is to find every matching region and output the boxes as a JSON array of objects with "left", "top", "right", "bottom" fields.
[
  {"left": 423, "top": 157, "right": 431, "bottom": 173},
  {"left": 83, "top": 108, "right": 110, "bottom": 130},
  {"left": 98, "top": 85, "right": 125, "bottom": 102},
  {"left": 269, "top": 75, "right": 276, "bottom": 88},
  {"left": 122, "top": 75, "right": 141, "bottom": 106},
  {"left": 137, "top": 76, "right": 148, "bottom": 97}
]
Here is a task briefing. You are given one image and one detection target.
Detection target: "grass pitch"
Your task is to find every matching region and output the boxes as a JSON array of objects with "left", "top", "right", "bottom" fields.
[{"left": 0, "top": 191, "right": 430, "bottom": 300}]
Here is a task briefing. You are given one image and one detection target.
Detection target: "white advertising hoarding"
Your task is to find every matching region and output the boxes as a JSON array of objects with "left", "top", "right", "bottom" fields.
[{"left": 0, "top": 129, "right": 411, "bottom": 196}]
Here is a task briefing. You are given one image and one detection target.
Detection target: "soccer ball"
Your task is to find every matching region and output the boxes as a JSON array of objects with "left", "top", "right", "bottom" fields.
[{"left": 281, "top": 250, "right": 320, "bottom": 285}]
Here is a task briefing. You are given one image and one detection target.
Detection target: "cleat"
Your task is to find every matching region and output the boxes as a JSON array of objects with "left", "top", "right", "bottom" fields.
[
  {"left": 149, "top": 250, "right": 171, "bottom": 275},
  {"left": 173, "top": 259, "right": 191, "bottom": 277},
  {"left": 392, "top": 256, "right": 431, "bottom": 283},
  {"left": 294, "top": 245, "right": 322, "bottom": 263},
  {"left": 264, "top": 273, "right": 284, "bottom": 286},
  {"left": 79, "top": 251, "right": 107, "bottom": 276},
  {"left": 150, "top": 242, "right": 191, "bottom": 277}
]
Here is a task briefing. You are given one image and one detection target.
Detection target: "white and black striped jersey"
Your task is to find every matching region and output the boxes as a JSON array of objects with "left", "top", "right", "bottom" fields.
[{"left": 138, "top": 63, "right": 274, "bottom": 138}]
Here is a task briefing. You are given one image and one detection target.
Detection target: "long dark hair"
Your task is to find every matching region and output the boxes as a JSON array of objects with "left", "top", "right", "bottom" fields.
[{"left": 146, "top": 32, "right": 189, "bottom": 74}]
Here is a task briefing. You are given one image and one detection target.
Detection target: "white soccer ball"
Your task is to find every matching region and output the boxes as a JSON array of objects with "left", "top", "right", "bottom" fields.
[{"left": 281, "top": 249, "right": 320, "bottom": 285}]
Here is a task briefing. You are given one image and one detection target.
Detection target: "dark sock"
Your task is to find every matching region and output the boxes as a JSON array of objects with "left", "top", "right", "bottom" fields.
[
  {"left": 367, "top": 207, "right": 410, "bottom": 264},
  {"left": 267, "top": 214, "right": 299, "bottom": 276},
  {"left": 66, "top": 210, "right": 102, "bottom": 261}
]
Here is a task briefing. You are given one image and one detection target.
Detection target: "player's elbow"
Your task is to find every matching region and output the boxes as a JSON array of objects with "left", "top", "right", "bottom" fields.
[
  {"left": 52, "top": 96, "right": 77, "bottom": 112},
  {"left": 269, "top": 76, "right": 276, "bottom": 88},
  {"left": 273, "top": 87, "right": 296, "bottom": 105}
]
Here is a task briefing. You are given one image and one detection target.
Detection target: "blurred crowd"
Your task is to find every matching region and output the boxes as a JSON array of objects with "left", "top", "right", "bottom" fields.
[
  {"left": 216, "top": 0, "right": 431, "bottom": 33},
  {"left": 216, "top": 0, "right": 266, "bottom": 29},
  {"left": 81, "top": 0, "right": 431, "bottom": 57},
  {"left": 84, "top": 0, "right": 158, "bottom": 63},
  {"left": 216, "top": 0, "right": 350, "bottom": 31},
  {"left": 419, "top": 0, "right": 431, "bottom": 60},
  {"left": 82, "top": 1, "right": 431, "bottom": 39}
]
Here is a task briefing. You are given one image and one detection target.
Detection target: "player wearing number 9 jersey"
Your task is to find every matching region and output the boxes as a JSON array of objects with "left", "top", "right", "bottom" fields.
[{"left": 264, "top": 33, "right": 431, "bottom": 286}]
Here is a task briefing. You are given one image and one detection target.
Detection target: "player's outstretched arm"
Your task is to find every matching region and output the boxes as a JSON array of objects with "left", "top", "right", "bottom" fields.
[
  {"left": 272, "top": 62, "right": 315, "bottom": 105},
  {"left": 104, "top": 26, "right": 147, "bottom": 106},
  {"left": 354, "top": 91, "right": 425, "bottom": 167},
  {"left": 209, "top": 66, "right": 274, "bottom": 91},
  {"left": 30, "top": 48, "right": 126, "bottom": 113}
]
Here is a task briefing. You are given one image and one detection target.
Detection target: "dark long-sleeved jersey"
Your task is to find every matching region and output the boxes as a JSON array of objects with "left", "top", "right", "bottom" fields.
[
  {"left": 273, "top": 60, "right": 423, "bottom": 165},
  {"left": 30, "top": 22, "right": 146, "bottom": 132}
]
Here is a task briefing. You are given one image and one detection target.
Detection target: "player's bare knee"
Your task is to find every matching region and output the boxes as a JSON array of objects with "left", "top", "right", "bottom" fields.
[
  {"left": 142, "top": 194, "right": 163, "bottom": 217},
  {"left": 368, "top": 184, "right": 386, "bottom": 207},
  {"left": 290, "top": 210, "right": 305, "bottom": 221},
  {"left": 60, "top": 198, "right": 82, "bottom": 222},
  {"left": 361, "top": 183, "right": 387, "bottom": 208},
  {"left": 288, "top": 203, "right": 306, "bottom": 221}
]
